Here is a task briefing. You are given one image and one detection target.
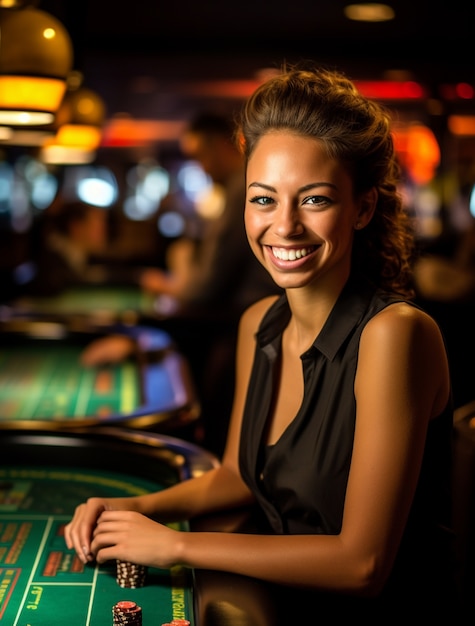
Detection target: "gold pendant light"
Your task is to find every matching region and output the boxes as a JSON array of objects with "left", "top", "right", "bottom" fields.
[
  {"left": 41, "top": 74, "right": 107, "bottom": 164},
  {"left": 0, "top": 3, "right": 73, "bottom": 126}
]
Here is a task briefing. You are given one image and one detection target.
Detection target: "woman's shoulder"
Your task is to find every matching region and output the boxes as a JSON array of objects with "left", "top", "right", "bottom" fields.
[
  {"left": 361, "top": 300, "right": 450, "bottom": 417},
  {"left": 364, "top": 299, "right": 445, "bottom": 349}
]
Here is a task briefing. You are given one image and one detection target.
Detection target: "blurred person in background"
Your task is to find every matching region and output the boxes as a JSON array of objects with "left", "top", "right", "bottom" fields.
[
  {"left": 25, "top": 199, "right": 112, "bottom": 297},
  {"left": 139, "top": 111, "right": 279, "bottom": 317}
]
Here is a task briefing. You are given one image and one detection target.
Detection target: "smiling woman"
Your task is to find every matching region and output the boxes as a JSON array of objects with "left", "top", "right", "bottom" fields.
[
  {"left": 243, "top": 132, "right": 376, "bottom": 293},
  {"left": 63, "top": 64, "right": 459, "bottom": 620}
]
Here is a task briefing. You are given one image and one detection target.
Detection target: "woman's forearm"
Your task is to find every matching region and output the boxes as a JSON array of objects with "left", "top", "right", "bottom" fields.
[{"left": 135, "top": 465, "right": 255, "bottom": 522}]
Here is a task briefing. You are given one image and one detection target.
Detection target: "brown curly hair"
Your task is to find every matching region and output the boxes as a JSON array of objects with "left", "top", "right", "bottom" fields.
[{"left": 237, "top": 63, "right": 416, "bottom": 298}]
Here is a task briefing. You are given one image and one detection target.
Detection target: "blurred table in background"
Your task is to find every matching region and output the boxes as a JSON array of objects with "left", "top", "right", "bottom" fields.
[
  {"left": 0, "top": 317, "right": 200, "bottom": 434},
  {"left": 4, "top": 284, "right": 160, "bottom": 327}
]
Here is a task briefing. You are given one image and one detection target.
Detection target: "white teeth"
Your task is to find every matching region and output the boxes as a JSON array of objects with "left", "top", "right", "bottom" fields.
[{"left": 272, "top": 247, "right": 312, "bottom": 261}]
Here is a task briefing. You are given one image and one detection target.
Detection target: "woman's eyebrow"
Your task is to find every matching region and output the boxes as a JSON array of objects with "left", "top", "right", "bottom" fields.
[
  {"left": 247, "top": 181, "right": 337, "bottom": 192},
  {"left": 247, "top": 181, "right": 276, "bottom": 192}
]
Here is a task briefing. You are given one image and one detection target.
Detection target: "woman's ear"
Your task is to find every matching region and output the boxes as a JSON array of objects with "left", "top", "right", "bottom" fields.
[{"left": 355, "top": 187, "right": 377, "bottom": 230}]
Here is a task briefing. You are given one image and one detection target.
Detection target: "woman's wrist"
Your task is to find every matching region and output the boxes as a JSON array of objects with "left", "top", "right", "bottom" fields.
[{"left": 172, "top": 529, "right": 188, "bottom": 566}]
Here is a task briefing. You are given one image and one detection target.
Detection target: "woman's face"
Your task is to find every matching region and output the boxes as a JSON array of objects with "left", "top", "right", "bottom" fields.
[{"left": 244, "top": 131, "right": 370, "bottom": 292}]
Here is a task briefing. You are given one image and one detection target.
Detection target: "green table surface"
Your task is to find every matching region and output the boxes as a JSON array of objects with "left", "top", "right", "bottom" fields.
[
  {"left": 0, "top": 466, "right": 194, "bottom": 626},
  {"left": 0, "top": 322, "right": 199, "bottom": 430},
  {"left": 12, "top": 286, "right": 158, "bottom": 322},
  {"left": 0, "top": 344, "right": 140, "bottom": 421}
]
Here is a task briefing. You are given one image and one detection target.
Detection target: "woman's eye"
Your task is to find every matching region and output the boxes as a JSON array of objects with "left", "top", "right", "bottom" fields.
[
  {"left": 249, "top": 195, "right": 274, "bottom": 207},
  {"left": 304, "top": 195, "right": 331, "bottom": 207}
]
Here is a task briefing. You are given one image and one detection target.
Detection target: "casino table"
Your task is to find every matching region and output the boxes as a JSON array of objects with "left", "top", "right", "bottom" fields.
[
  {"left": 0, "top": 317, "right": 200, "bottom": 433},
  {"left": 6, "top": 284, "right": 238, "bottom": 329},
  {"left": 6, "top": 285, "right": 160, "bottom": 327},
  {"left": 0, "top": 428, "right": 218, "bottom": 626},
  {"left": 0, "top": 428, "right": 308, "bottom": 626}
]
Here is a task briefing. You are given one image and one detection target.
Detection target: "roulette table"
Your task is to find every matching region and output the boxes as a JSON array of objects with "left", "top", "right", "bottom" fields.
[
  {"left": 0, "top": 317, "right": 199, "bottom": 432},
  {"left": 0, "top": 428, "right": 217, "bottom": 626},
  {"left": 6, "top": 285, "right": 160, "bottom": 327},
  {"left": 0, "top": 428, "right": 302, "bottom": 626}
]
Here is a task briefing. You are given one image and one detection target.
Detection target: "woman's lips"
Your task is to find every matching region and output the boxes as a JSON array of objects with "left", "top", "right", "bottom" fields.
[{"left": 265, "top": 245, "right": 319, "bottom": 269}]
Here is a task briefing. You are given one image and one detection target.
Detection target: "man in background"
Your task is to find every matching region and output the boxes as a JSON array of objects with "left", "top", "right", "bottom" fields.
[
  {"left": 139, "top": 111, "right": 277, "bottom": 316},
  {"left": 25, "top": 200, "right": 111, "bottom": 297}
]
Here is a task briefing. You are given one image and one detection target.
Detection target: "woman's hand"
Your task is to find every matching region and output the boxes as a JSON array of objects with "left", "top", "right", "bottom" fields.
[
  {"left": 91, "top": 510, "right": 181, "bottom": 569},
  {"left": 64, "top": 497, "right": 136, "bottom": 563}
]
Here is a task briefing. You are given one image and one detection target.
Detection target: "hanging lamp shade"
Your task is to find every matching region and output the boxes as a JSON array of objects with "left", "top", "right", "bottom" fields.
[
  {"left": 54, "top": 86, "right": 106, "bottom": 149},
  {"left": 0, "top": 6, "right": 73, "bottom": 125},
  {"left": 41, "top": 85, "right": 106, "bottom": 163}
]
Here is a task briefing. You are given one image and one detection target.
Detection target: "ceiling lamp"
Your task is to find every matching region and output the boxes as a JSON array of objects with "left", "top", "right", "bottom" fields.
[
  {"left": 41, "top": 85, "right": 107, "bottom": 164},
  {"left": 53, "top": 86, "right": 106, "bottom": 149},
  {"left": 0, "top": 4, "right": 73, "bottom": 126},
  {"left": 344, "top": 3, "right": 395, "bottom": 22}
]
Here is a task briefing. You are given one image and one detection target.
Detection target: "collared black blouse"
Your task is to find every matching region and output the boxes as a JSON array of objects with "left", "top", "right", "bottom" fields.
[{"left": 238, "top": 274, "right": 456, "bottom": 608}]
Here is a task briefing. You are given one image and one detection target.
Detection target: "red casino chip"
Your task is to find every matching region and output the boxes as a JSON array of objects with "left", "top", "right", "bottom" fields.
[{"left": 112, "top": 600, "right": 143, "bottom": 625}]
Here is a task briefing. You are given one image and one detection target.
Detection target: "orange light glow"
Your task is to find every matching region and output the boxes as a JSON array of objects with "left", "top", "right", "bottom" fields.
[
  {"left": 0, "top": 76, "right": 66, "bottom": 124},
  {"left": 101, "top": 118, "right": 187, "bottom": 147},
  {"left": 392, "top": 123, "right": 440, "bottom": 185},
  {"left": 448, "top": 115, "right": 475, "bottom": 136},
  {"left": 54, "top": 124, "right": 102, "bottom": 149}
]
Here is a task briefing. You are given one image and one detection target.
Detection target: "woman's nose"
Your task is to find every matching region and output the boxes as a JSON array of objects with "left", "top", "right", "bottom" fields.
[{"left": 273, "top": 205, "right": 304, "bottom": 238}]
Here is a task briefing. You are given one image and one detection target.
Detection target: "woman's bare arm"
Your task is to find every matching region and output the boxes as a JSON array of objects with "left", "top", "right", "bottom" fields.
[{"left": 68, "top": 301, "right": 449, "bottom": 597}]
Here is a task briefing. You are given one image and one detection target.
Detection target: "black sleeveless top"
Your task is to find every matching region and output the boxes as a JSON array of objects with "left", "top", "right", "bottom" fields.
[{"left": 238, "top": 275, "right": 456, "bottom": 609}]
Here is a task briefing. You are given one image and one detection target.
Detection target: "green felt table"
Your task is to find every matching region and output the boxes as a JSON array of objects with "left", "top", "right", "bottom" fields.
[
  {"left": 0, "top": 429, "right": 219, "bottom": 626},
  {"left": 0, "top": 343, "right": 139, "bottom": 421},
  {"left": 10, "top": 286, "right": 159, "bottom": 326},
  {"left": 0, "top": 318, "right": 199, "bottom": 432}
]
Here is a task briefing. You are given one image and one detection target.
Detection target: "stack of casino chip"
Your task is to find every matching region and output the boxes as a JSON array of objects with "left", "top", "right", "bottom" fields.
[
  {"left": 112, "top": 600, "right": 142, "bottom": 625},
  {"left": 116, "top": 560, "right": 148, "bottom": 588}
]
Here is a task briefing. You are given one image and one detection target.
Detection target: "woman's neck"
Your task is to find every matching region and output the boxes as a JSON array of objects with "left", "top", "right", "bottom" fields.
[{"left": 284, "top": 273, "right": 349, "bottom": 352}]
